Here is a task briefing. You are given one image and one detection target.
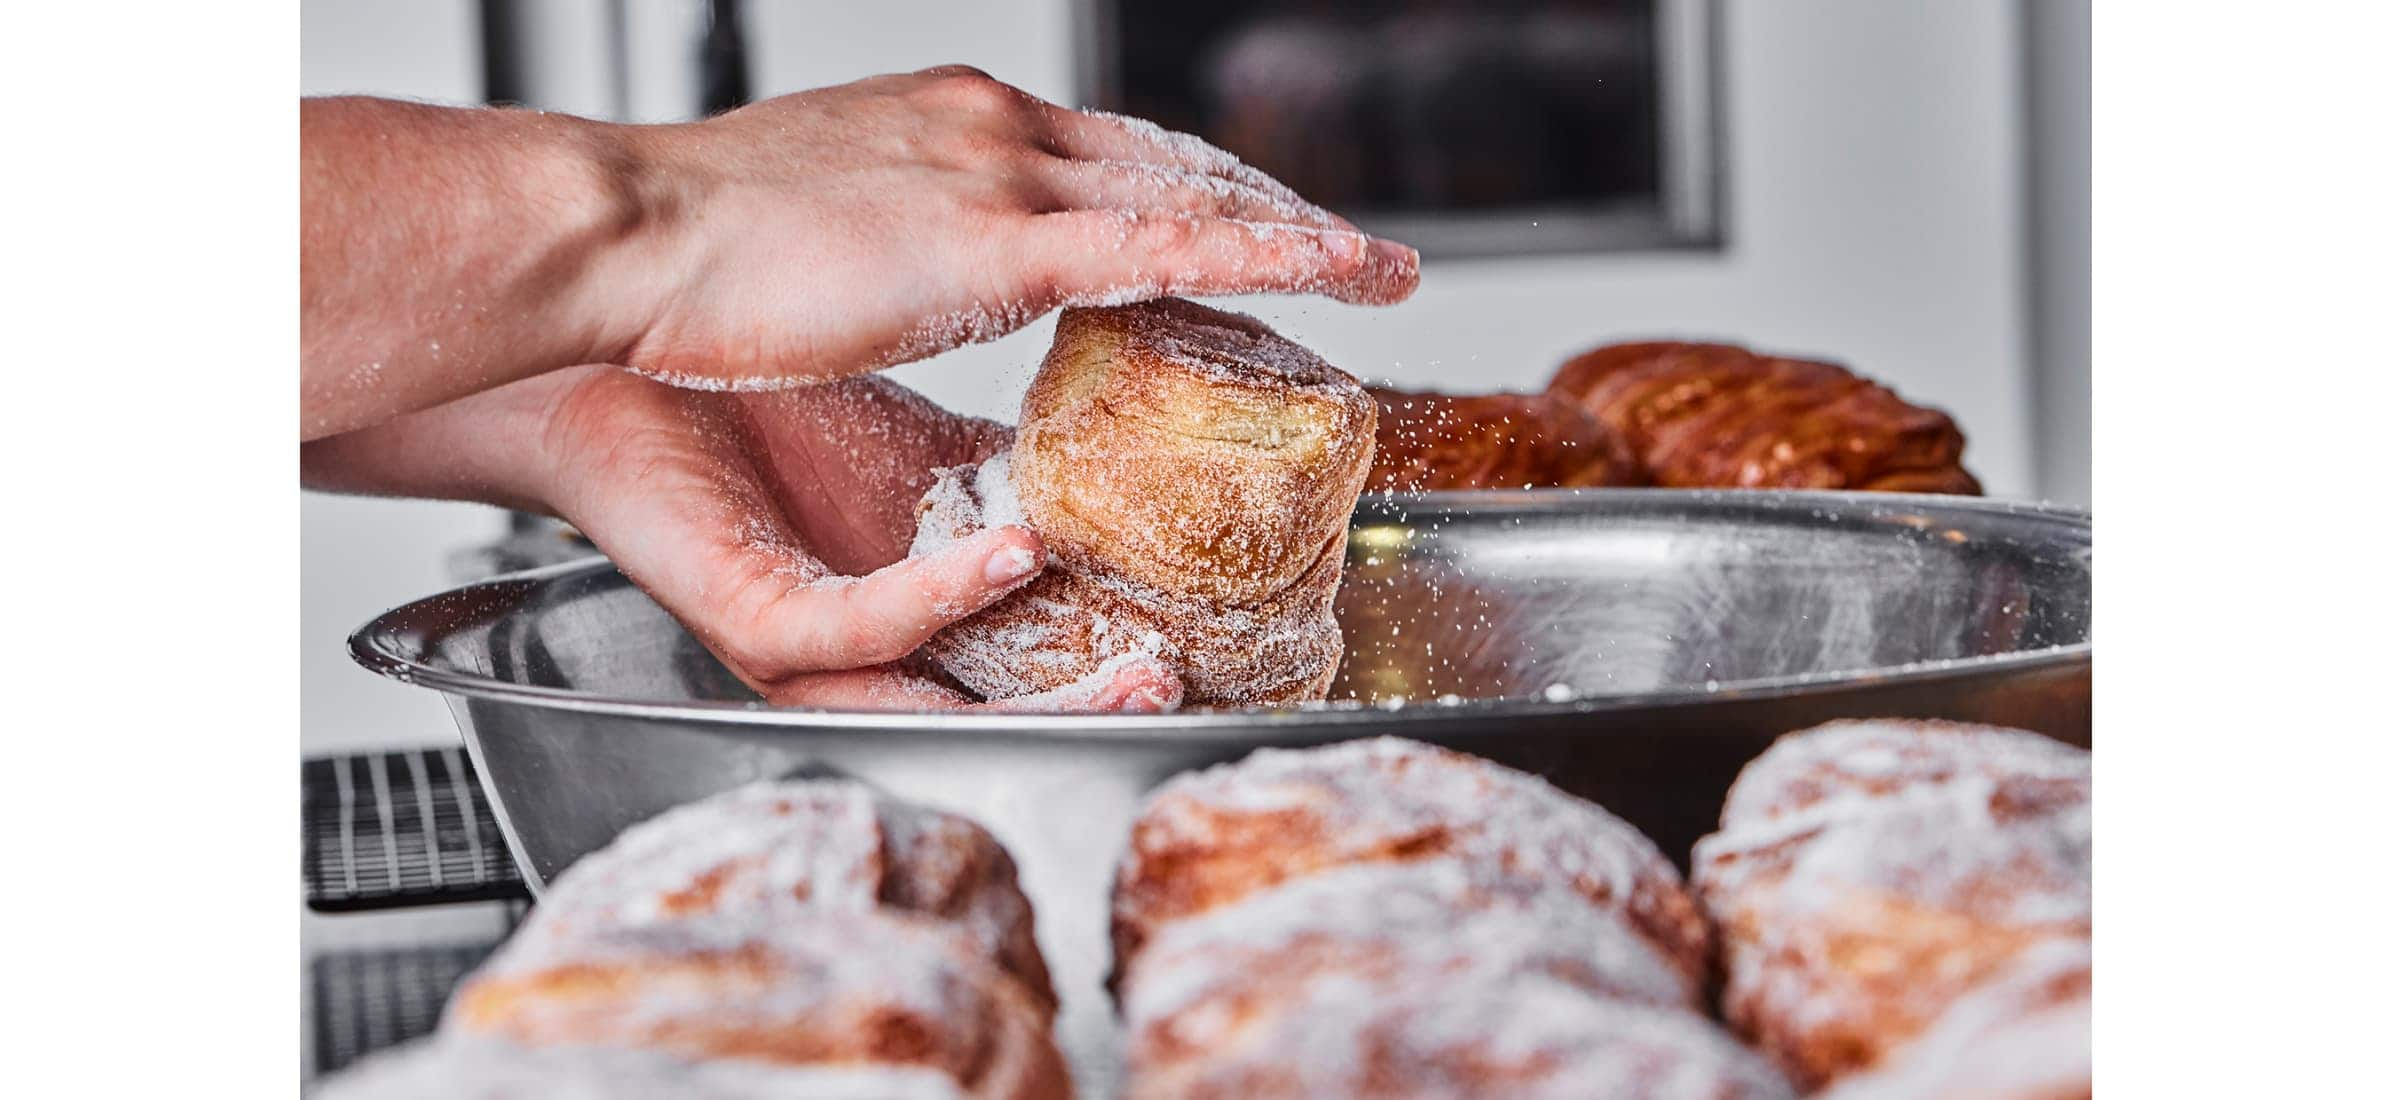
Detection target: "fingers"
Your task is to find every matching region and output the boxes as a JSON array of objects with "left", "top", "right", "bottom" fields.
[
  {"left": 762, "top": 657, "right": 1183, "bottom": 714},
  {"left": 1035, "top": 158, "right": 1354, "bottom": 231},
  {"left": 1019, "top": 209, "right": 1420, "bottom": 308},
  {"left": 980, "top": 655, "right": 1184, "bottom": 714},
  {"left": 1044, "top": 108, "right": 1319, "bottom": 214},
  {"left": 758, "top": 666, "right": 979, "bottom": 710},
  {"left": 742, "top": 526, "right": 1048, "bottom": 674}
]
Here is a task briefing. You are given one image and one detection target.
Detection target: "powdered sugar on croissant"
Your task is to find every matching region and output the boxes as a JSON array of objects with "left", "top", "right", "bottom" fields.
[{"left": 913, "top": 299, "right": 1374, "bottom": 707}]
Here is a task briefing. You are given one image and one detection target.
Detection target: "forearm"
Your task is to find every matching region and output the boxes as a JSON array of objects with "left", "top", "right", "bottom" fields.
[
  {"left": 301, "top": 97, "right": 671, "bottom": 440},
  {"left": 300, "top": 366, "right": 590, "bottom": 512}
]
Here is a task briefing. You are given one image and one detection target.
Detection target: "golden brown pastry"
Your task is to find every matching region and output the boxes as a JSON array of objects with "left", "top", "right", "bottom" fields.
[
  {"left": 1548, "top": 341, "right": 1982, "bottom": 493},
  {"left": 1111, "top": 739, "right": 1790, "bottom": 1100},
  {"left": 1364, "top": 386, "right": 1647, "bottom": 492},
  {"left": 1124, "top": 970, "right": 1794, "bottom": 1100},
  {"left": 1691, "top": 720, "right": 2090, "bottom": 1089},
  {"left": 1119, "top": 862, "right": 1704, "bottom": 1060},
  {"left": 318, "top": 1036, "right": 976, "bottom": 1100},
  {"left": 1109, "top": 737, "right": 1709, "bottom": 988},
  {"left": 447, "top": 909, "right": 1071, "bottom": 1100},
  {"left": 915, "top": 299, "right": 1376, "bottom": 706},
  {"left": 514, "top": 780, "right": 1055, "bottom": 1017},
  {"left": 1818, "top": 939, "right": 2091, "bottom": 1100}
]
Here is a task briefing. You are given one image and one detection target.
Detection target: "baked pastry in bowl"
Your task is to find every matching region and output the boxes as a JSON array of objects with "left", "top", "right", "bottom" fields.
[
  {"left": 1365, "top": 386, "right": 1646, "bottom": 492},
  {"left": 1549, "top": 340, "right": 1981, "bottom": 493},
  {"left": 915, "top": 299, "right": 1376, "bottom": 706}
]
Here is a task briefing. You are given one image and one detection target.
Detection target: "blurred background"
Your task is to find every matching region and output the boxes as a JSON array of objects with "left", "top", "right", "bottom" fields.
[
  {"left": 299, "top": 0, "right": 2086, "bottom": 1076},
  {"left": 302, "top": 0, "right": 2087, "bottom": 755}
]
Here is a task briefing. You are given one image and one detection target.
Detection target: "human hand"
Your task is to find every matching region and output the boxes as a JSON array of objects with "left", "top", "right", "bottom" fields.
[
  {"left": 598, "top": 65, "right": 1420, "bottom": 390},
  {"left": 303, "top": 366, "right": 1183, "bottom": 712}
]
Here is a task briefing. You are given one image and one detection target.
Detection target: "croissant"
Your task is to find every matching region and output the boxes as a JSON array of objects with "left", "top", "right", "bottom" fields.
[
  {"left": 1690, "top": 720, "right": 2090, "bottom": 1089},
  {"left": 1120, "top": 861, "right": 1704, "bottom": 1066},
  {"left": 1364, "top": 386, "right": 1646, "bottom": 492},
  {"left": 511, "top": 779, "right": 1055, "bottom": 1016},
  {"left": 1818, "top": 939, "right": 2091, "bottom": 1100},
  {"left": 317, "top": 1036, "right": 975, "bottom": 1100},
  {"left": 447, "top": 909, "right": 1069, "bottom": 1100},
  {"left": 368, "top": 780, "right": 1074, "bottom": 1099},
  {"left": 915, "top": 299, "right": 1376, "bottom": 706},
  {"left": 1112, "top": 738, "right": 1787, "bottom": 1100},
  {"left": 1548, "top": 341, "right": 1982, "bottom": 493},
  {"left": 1125, "top": 970, "right": 1793, "bottom": 1100},
  {"left": 1109, "top": 736, "right": 1709, "bottom": 993}
]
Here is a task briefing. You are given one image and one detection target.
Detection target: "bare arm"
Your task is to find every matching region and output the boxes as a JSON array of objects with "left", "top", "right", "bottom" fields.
[
  {"left": 301, "top": 68, "right": 1420, "bottom": 441},
  {"left": 301, "top": 98, "right": 654, "bottom": 439}
]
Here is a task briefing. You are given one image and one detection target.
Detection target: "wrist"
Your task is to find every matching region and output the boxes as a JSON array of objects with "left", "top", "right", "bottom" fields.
[{"left": 539, "top": 116, "right": 698, "bottom": 370}]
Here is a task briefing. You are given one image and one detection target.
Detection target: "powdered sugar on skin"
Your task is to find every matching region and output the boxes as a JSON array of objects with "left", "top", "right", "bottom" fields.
[
  {"left": 1085, "top": 159, "right": 1348, "bottom": 230},
  {"left": 1082, "top": 109, "right": 1326, "bottom": 219},
  {"left": 627, "top": 366, "right": 819, "bottom": 393}
]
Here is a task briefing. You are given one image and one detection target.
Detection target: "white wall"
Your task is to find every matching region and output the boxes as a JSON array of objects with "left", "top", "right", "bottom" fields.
[
  {"left": 749, "top": 0, "right": 2037, "bottom": 503},
  {"left": 301, "top": 0, "right": 2058, "bottom": 752},
  {"left": 302, "top": 0, "right": 498, "bottom": 755}
]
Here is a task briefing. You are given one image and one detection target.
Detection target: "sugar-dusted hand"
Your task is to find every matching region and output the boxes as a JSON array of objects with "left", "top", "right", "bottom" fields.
[
  {"left": 303, "top": 367, "right": 1183, "bottom": 712},
  {"left": 302, "top": 67, "right": 1419, "bottom": 439}
]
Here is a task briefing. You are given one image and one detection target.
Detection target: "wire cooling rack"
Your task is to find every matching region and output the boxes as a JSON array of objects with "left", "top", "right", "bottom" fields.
[{"left": 302, "top": 747, "right": 529, "bottom": 911}]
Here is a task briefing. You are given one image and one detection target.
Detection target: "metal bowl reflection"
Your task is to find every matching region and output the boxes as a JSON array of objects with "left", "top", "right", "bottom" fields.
[{"left": 352, "top": 488, "right": 2089, "bottom": 1087}]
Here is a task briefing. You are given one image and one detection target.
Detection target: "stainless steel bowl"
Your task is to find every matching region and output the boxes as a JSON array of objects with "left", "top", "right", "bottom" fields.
[{"left": 352, "top": 489, "right": 2090, "bottom": 1085}]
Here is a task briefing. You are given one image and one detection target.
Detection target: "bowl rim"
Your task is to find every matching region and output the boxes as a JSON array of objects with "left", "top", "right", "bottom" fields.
[{"left": 349, "top": 488, "right": 2091, "bottom": 740}]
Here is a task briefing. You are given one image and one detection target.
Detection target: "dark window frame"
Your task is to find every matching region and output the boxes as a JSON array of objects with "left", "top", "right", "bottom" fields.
[{"left": 1071, "top": 0, "right": 1727, "bottom": 259}]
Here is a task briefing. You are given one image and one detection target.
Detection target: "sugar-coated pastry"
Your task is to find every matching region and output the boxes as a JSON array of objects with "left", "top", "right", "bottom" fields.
[
  {"left": 1365, "top": 386, "right": 1646, "bottom": 492},
  {"left": 1548, "top": 341, "right": 1981, "bottom": 493},
  {"left": 1110, "top": 737, "right": 1708, "bottom": 985},
  {"left": 1120, "top": 860, "right": 1703, "bottom": 1070},
  {"left": 1692, "top": 720, "right": 2090, "bottom": 1088},
  {"left": 915, "top": 299, "right": 1376, "bottom": 706},
  {"left": 516, "top": 780, "right": 1054, "bottom": 1016},
  {"left": 447, "top": 909, "right": 1070, "bottom": 1100},
  {"left": 316, "top": 1036, "right": 973, "bottom": 1100},
  {"left": 1818, "top": 939, "right": 2091, "bottom": 1100},
  {"left": 1124, "top": 970, "right": 1795, "bottom": 1100}
]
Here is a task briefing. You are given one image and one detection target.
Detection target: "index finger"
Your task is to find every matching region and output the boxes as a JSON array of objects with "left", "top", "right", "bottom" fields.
[{"left": 1018, "top": 209, "right": 1420, "bottom": 309}]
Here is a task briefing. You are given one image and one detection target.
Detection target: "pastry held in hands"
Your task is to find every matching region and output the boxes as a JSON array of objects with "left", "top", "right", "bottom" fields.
[
  {"left": 1548, "top": 341, "right": 1982, "bottom": 493},
  {"left": 914, "top": 299, "right": 1376, "bottom": 707},
  {"left": 1366, "top": 387, "right": 1646, "bottom": 492}
]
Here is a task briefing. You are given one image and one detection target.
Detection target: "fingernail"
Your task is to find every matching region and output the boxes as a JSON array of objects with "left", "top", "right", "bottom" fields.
[
  {"left": 985, "top": 545, "right": 1040, "bottom": 585},
  {"left": 1369, "top": 237, "right": 1418, "bottom": 268},
  {"left": 1130, "top": 687, "right": 1173, "bottom": 713},
  {"left": 1325, "top": 231, "right": 1369, "bottom": 261}
]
